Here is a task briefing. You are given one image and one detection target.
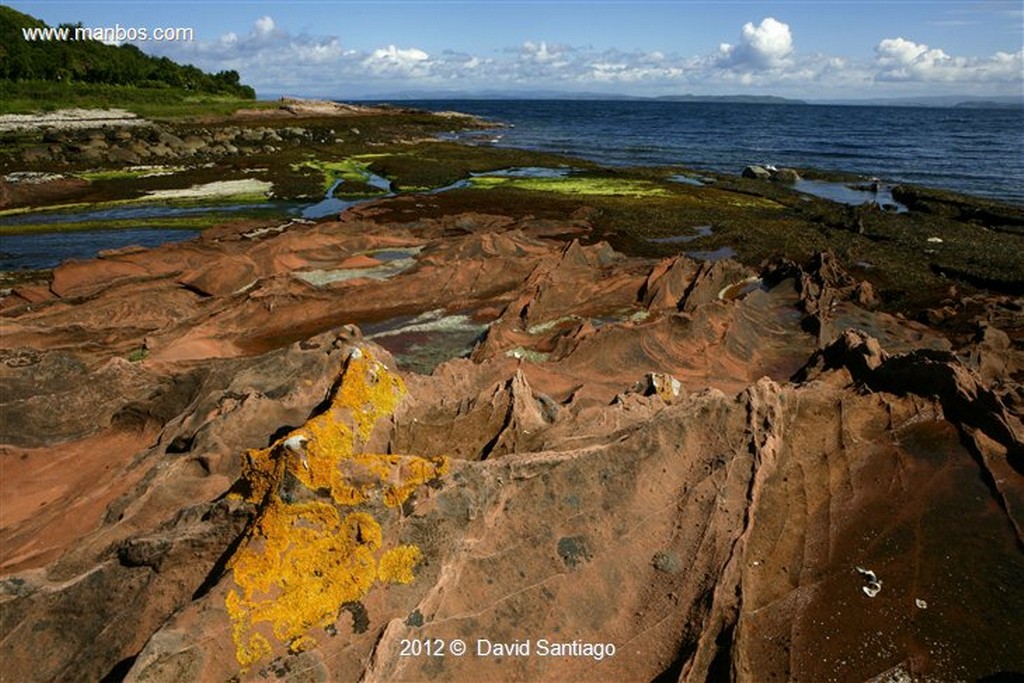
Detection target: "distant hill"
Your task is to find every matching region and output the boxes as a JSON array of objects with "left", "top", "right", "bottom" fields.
[
  {"left": 814, "top": 95, "right": 1023, "bottom": 109},
  {"left": 655, "top": 94, "right": 806, "bottom": 105},
  {"left": 953, "top": 99, "right": 1023, "bottom": 110},
  {"left": 350, "top": 89, "right": 645, "bottom": 101},
  {"left": 0, "top": 5, "right": 254, "bottom": 98},
  {"left": 354, "top": 90, "right": 807, "bottom": 104}
]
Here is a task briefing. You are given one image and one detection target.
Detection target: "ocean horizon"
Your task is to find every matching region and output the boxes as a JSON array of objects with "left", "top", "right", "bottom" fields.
[{"left": 385, "top": 99, "right": 1024, "bottom": 204}]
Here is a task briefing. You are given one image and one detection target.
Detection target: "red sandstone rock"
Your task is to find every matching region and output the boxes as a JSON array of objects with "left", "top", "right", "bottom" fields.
[
  {"left": 178, "top": 253, "right": 258, "bottom": 297},
  {"left": 1, "top": 208, "right": 1022, "bottom": 683},
  {"left": 50, "top": 257, "right": 152, "bottom": 298}
]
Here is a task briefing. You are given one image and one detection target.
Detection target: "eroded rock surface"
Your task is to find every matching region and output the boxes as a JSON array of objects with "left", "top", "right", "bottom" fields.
[{"left": 1, "top": 207, "right": 1022, "bottom": 682}]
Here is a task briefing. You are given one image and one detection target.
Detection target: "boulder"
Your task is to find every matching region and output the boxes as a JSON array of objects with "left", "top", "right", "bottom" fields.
[
  {"left": 20, "top": 146, "right": 51, "bottom": 163},
  {"left": 156, "top": 131, "right": 185, "bottom": 149},
  {"left": 181, "top": 135, "right": 207, "bottom": 151},
  {"left": 770, "top": 167, "right": 801, "bottom": 183},
  {"left": 127, "top": 141, "right": 152, "bottom": 158},
  {"left": 107, "top": 147, "right": 141, "bottom": 164},
  {"left": 742, "top": 165, "right": 771, "bottom": 180}
]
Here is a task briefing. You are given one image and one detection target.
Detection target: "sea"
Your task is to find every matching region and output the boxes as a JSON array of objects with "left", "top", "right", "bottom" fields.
[
  {"left": 2, "top": 100, "right": 1022, "bottom": 271},
  {"left": 401, "top": 99, "right": 1024, "bottom": 204}
]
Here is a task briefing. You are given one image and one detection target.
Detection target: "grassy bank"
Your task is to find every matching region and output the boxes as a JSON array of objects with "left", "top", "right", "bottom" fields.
[{"left": 0, "top": 81, "right": 273, "bottom": 118}]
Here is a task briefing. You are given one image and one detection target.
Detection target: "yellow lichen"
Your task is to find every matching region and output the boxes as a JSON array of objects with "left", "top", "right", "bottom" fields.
[
  {"left": 288, "top": 635, "right": 317, "bottom": 655},
  {"left": 225, "top": 348, "right": 448, "bottom": 670},
  {"left": 225, "top": 591, "right": 272, "bottom": 668},
  {"left": 378, "top": 545, "right": 423, "bottom": 584}
]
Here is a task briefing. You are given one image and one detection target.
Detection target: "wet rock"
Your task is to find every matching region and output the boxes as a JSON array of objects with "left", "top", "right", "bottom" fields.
[
  {"left": 156, "top": 131, "right": 185, "bottom": 149},
  {"left": 42, "top": 128, "right": 67, "bottom": 144},
  {"left": 107, "top": 147, "right": 141, "bottom": 164},
  {"left": 107, "top": 128, "right": 133, "bottom": 142},
  {"left": 181, "top": 135, "right": 207, "bottom": 151},
  {"left": 127, "top": 141, "right": 152, "bottom": 158},
  {"left": 742, "top": 165, "right": 771, "bottom": 180},
  {"left": 770, "top": 167, "right": 800, "bottom": 183},
  {"left": 21, "top": 146, "right": 51, "bottom": 163}
]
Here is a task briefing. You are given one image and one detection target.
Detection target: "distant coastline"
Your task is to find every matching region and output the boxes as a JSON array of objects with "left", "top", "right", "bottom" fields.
[{"left": 342, "top": 91, "right": 1022, "bottom": 110}]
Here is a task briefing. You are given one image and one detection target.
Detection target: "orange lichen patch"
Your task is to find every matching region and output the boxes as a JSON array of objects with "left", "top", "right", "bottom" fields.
[
  {"left": 227, "top": 503, "right": 380, "bottom": 649},
  {"left": 333, "top": 350, "right": 405, "bottom": 441},
  {"left": 238, "top": 446, "right": 280, "bottom": 504},
  {"left": 225, "top": 348, "right": 448, "bottom": 670},
  {"left": 288, "top": 635, "right": 317, "bottom": 655},
  {"left": 383, "top": 457, "right": 450, "bottom": 508},
  {"left": 378, "top": 545, "right": 423, "bottom": 584},
  {"left": 225, "top": 590, "right": 272, "bottom": 669}
]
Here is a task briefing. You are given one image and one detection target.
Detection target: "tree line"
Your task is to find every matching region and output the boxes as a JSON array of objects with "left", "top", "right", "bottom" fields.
[{"left": 0, "top": 6, "right": 255, "bottom": 99}]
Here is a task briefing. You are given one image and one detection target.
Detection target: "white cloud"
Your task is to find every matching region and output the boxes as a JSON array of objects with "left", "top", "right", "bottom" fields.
[
  {"left": 254, "top": 16, "right": 275, "bottom": 36},
  {"left": 369, "top": 45, "right": 429, "bottom": 63},
  {"left": 522, "top": 41, "right": 565, "bottom": 63},
  {"left": 876, "top": 37, "right": 937, "bottom": 68},
  {"left": 361, "top": 45, "right": 432, "bottom": 78},
  {"left": 718, "top": 17, "right": 794, "bottom": 69},
  {"left": 875, "top": 37, "right": 1024, "bottom": 83},
  {"left": 137, "top": 15, "right": 1022, "bottom": 98}
]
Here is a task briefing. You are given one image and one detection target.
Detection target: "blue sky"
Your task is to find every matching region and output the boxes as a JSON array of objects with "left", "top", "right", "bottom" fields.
[{"left": 11, "top": 1, "right": 1024, "bottom": 99}]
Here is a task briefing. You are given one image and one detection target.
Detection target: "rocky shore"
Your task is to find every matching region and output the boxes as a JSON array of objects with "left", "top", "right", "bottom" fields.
[{"left": 1, "top": 103, "right": 1023, "bottom": 682}]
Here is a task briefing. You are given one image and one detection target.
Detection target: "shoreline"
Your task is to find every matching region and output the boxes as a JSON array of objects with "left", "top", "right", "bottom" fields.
[{"left": 394, "top": 98, "right": 1024, "bottom": 205}]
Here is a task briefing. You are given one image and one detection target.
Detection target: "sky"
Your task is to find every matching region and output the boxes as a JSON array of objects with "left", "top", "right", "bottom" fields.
[{"left": 10, "top": 0, "right": 1024, "bottom": 100}]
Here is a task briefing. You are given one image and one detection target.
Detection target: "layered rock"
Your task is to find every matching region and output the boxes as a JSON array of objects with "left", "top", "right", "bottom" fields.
[{"left": 1, "top": 206, "right": 1022, "bottom": 682}]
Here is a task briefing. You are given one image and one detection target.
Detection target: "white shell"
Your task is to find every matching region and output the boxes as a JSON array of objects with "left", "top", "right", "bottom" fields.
[
  {"left": 855, "top": 566, "right": 878, "bottom": 583},
  {"left": 862, "top": 581, "right": 882, "bottom": 598},
  {"left": 282, "top": 435, "right": 308, "bottom": 452},
  {"left": 915, "top": 598, "right": 928, "bottom": 609}
]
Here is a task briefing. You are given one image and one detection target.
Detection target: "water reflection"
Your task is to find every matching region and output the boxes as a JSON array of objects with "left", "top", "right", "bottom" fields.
[{"left": 793, "top": 179, "right": 907, "bottom": 211}]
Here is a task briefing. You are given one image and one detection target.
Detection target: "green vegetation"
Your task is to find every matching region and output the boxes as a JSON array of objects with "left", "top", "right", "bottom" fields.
[
  {"left": 293, "top": 158, "right": 386, "bottom": 196},
  {"left": 0, "top": 5, "right": 255, "bottom": 114},
  {"left": 0, "top": 208, "right": 285, "bottom": 234},
  {"left": 348, "top": 142, "right": 595, "bottom": 192},
  {"left": 0, "top": 82, "right": 269, "bottom": 117},
  {"left": 468, "top": 174, "right": 672, "bottom": 197},
  {"left": 74, "top": 166, "right": 183, "bottom": 181}
]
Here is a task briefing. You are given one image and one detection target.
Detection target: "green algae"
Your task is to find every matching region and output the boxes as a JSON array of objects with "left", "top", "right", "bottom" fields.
[
  {"left": 1, "top": 210, "right": 282, "bottom": 235},
  {"left": 293, "top": 158, "right": 377, "bottom": 192},
  {"left": 75, "top": 166, "right": 184, "bottom": 182},
  {"left": 469, "top": 174, "right": 671, "bottom": 197},
  {"left": 0, "top": 192, "right": 269, "bottom": 220},
  {"left": 505, "top": 347, "right": 551, "bottom": 363},
  {"left": 355, "top": 141, "right": 594, "bottom": 192}
]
